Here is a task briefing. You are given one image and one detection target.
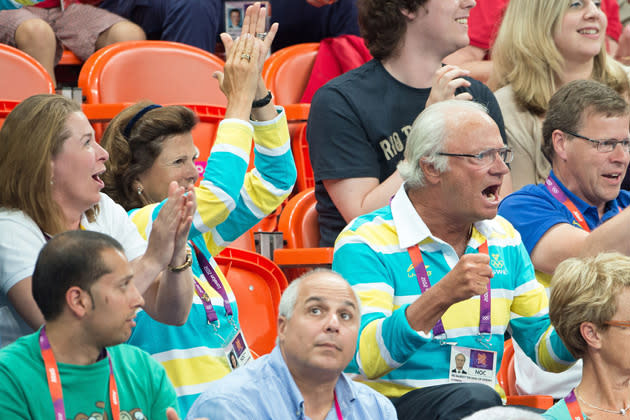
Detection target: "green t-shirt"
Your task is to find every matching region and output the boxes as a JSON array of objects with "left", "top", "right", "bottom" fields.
[{"left": 0, "top": 330, "right": 179, "bottom": 420}]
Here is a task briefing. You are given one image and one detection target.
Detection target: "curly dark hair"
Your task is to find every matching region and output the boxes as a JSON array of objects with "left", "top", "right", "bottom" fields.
[{"left": 358, "top": 0, "right": 429, "bottom": 60}]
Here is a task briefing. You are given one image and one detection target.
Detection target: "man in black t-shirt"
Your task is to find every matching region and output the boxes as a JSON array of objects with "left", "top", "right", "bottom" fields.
[{"left": 308, "top": 0, "right": 509, "bottom": 247}]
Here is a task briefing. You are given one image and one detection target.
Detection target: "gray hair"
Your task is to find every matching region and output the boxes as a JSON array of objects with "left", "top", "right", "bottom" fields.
[
  {"left": 461, "top": 407, "right": 543, "bottom": 420},
  {"left": 278, "top": 269, "right": 361, "bottom": 321},
  {"left": 397, "top": 100, "right": 490, "bottom": 189}
]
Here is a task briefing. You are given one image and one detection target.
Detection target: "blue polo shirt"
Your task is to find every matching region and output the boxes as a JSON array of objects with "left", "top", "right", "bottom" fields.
[{"left": 499, "top": 170, "right": 630, "bottom": 255}]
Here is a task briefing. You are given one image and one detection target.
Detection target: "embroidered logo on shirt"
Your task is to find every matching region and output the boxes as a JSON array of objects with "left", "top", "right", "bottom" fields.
[
  {"left": 408, "top": 264, "right": 431, "bottom": 277},
  {"left": 490, "top": 254, "right": 508, "bottom": 275}
]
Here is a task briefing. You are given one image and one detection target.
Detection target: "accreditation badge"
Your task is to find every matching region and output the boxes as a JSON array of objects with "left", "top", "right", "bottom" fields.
[
  {"left": 448, "top": 346, "right": 497, "bottom": 388},
  {"left": 223, "top": 330, "right": 252, "bottom": 371}
]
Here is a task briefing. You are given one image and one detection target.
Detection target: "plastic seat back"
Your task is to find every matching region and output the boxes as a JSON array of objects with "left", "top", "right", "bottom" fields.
[
  {"left": 497, "top": 338, "right": 513, "bottom": 391},
  {"left": 0, "top": 44, "right": 54, "bottom": 101},
  {"left": 497, "top": 338, "right": 554, "bottom": 409},
  {"left": 0, "top": 44, "right": 54, "bottom": 133},
  {"left": 0, "top": 100, "right": 17, "bottom": 132},
  {"left": 262, "top": 43, "right": 318, "bottom": 105},
  {"left": 278, "top": 188, "right": 319, "bottom": 248},
  {"left": 274, "top": 188, "right": 333, "bottom": 280},
  {"left": 216, "top": 248, "right": 287, "bottom": 357},
  {"left": 79, "top": 41, "right": 226, "bottom": 105},
  {"left": 292, "top": 121, "right": 314, "bottom": 192},
  {"left": 78, "top": 42, "right": 226, "bottom": 171}
]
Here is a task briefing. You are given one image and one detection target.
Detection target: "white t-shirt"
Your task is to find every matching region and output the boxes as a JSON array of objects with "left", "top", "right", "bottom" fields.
[{"left": 0, "top": 193, "right": 147, "bottom": 347}]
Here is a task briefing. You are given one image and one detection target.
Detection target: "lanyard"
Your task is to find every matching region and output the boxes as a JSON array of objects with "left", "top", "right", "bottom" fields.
[
  {"left": 334, "top": 392, "right": 343, "bottom": 420},
  {"left": 39, "top": 327, "right": 120, "bottom": 420},
  {"left": 545, "top": 176, "right": 591, "bottom": 232},
  {"left": 188, "top": 241, "right": 233, "bottom": 324},
  {"left": 564, "top": 389, "right": 584, "bottom": 420},
  {"left": 407, "top": 240, "right": 491, "bottom": 337}
]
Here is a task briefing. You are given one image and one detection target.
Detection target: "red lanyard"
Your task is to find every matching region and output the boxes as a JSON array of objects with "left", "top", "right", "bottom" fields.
[
  {"left": 40, "top": 327, "right": 120, "bottom": 420},
  {"left": 545, "top": 176, "right": 591, "bottom": 232},
  {"left": 334, "top": 392, "right": 343, "bottom": 420},
  {"left": 407, "top": 240, "right": 491, "bottom": 336},
  {"left": 564, "top": 389, "right": 584, "bottom": 420}
]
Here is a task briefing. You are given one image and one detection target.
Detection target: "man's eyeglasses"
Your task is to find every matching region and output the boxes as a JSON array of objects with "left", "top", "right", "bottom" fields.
[
  {"left": 436, "top": 147, "right": 513, "bottom": 167},
  {"left": 604, "top": 320, "right": 630, "bottom": 329},
  {"left": 564, "top": 130, "right": 630, "bottom": 153}
]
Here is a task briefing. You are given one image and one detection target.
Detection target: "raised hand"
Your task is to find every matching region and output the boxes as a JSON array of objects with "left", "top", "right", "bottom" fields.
[
  {"left": 214, "top": 3, "right": 279, "bottom": 120},
  {"left": 216, "top": 33, "right": 259, "bottom": 95},
  {"left": 214, "top": 2, "right": 279, "bottom": 120},
  {"left": 425, "top": 65, "right": 473, "bottom": 108},
  {"left": 240, "top": 2, "right": 278, "bottom": 71},
  {"left": 220, "top": 2, "right": 278, "bottom": 70}
]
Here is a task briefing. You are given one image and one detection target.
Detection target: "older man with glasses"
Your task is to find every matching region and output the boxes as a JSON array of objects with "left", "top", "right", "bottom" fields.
[
  {"left": 332, "top": 99, "right": 573, "bottom": 420},
  {"left": 498, "top": 79, "right": 630, "bottom": 399}
]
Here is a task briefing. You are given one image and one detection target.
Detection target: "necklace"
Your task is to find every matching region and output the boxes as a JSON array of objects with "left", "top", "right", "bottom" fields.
[{"left": 575, "top": 388, "right": 630, "bottom": 416}]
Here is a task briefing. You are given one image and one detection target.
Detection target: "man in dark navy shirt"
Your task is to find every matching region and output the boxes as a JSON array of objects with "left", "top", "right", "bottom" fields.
[{"left": 308, "top": 0, "right": 509, "bottom": 247}]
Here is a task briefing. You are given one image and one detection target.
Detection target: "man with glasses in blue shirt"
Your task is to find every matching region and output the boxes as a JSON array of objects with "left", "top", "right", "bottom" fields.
[
  {"left": 333, "top": 100, "right": 572, "bottom": 420},
  {"left": 498, "top": 79, "right": 630, "bottom": 398}
]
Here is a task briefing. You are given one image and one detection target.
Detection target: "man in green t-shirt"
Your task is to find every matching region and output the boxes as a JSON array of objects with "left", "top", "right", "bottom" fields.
[{"left": 0, "top": 230, "right": 187, "bottom": 420}]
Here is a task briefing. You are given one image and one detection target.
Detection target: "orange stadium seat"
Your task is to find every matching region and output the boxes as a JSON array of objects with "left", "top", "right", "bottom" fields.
[
  {"left": 79, "top": 40, "right": 226, "bottom": 105},
  {"left": 0, "top": 44, "right": 54, "bottom": 101},
  {"left": 0, "top": 45, "right": 54, "bottom": 130},
  {"left": 59, "top": 48, "right": 82, "bottom": 66},
  {"left": 277, "top": 188, "right": 320, "bottom": 249},
  {"left": 262, "top": 42, "right": 319, "bottom": 106},
  {"left": 78, "top": 40, "right": 226, "bottom": 167},
  {"left": 497, "top": 339, "right": 554, "bottom": 409},
  {"left": 216, "top": 248, "right": 288, "bottom": 357},
  {"left": 284, "top": 104, "right": 313, "bottom": 192},
  {"left": 263, "top": 43, "right": 318, "bottom": 192},
  {"left": 274, "top": 188, "right": 333, "bottom": 280}
]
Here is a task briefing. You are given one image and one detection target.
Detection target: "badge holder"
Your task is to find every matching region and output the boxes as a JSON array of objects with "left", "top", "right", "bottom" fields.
[
  {"left": 224, "top": 1, "right": 271, "bottom": 39},
  {"left": 223, "top": 330, "right": 252, "bottom": 370},
  {"left": 448, "top": 345, "right": 497, "bottom": 388}
]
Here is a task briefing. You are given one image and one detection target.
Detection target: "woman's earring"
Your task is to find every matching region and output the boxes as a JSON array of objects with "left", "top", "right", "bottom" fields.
[{"left": 137, "top": 185, "right": 143, "bottom": 195}]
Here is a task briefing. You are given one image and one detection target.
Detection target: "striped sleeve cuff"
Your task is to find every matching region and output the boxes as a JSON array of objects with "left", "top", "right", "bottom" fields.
[
  {"left": 536, "top": 326, "right": 576, "bottom": 373},
  {"left": 357, "top": 305, "right": 430, "bottom": 379}
]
